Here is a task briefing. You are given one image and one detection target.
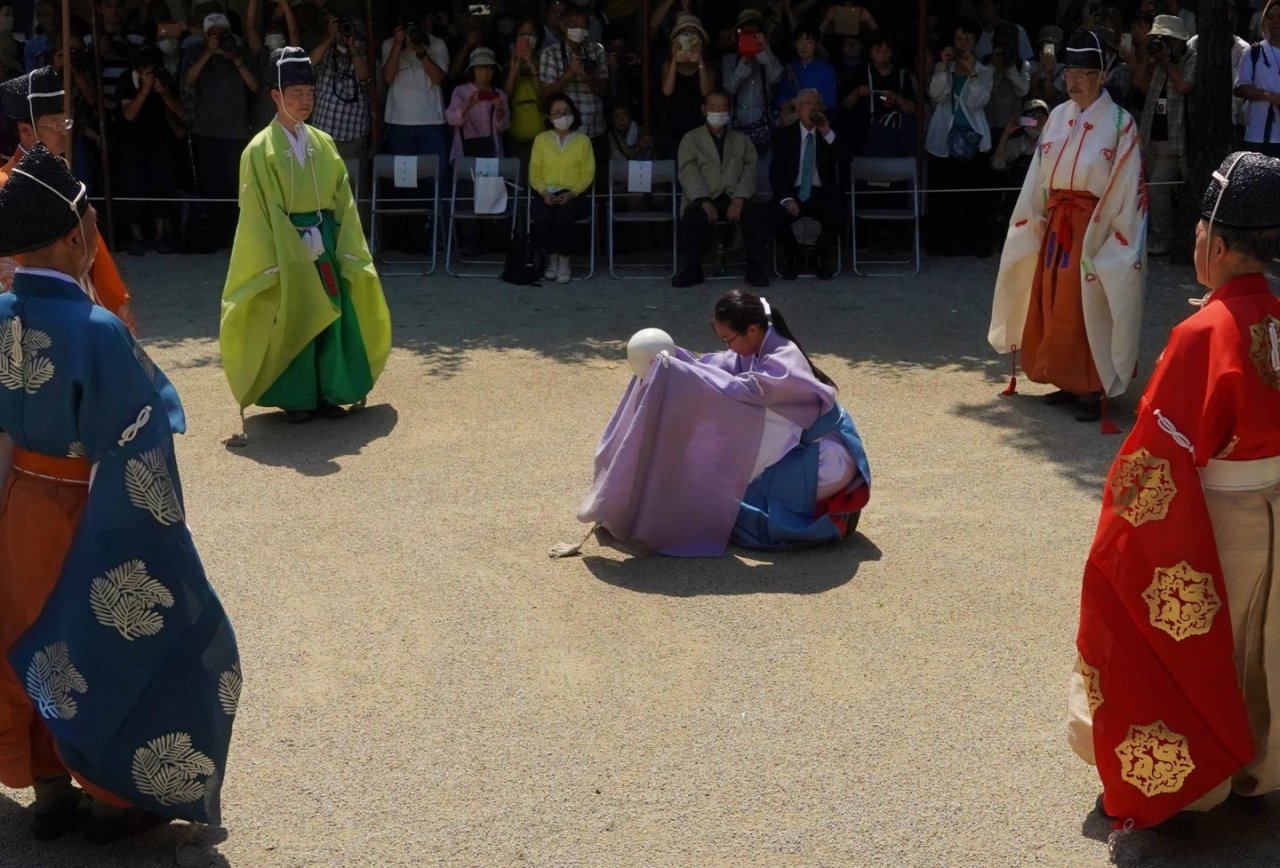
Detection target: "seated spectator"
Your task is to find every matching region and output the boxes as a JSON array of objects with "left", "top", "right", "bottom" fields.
[
  {"left": 116, "top": 44, "right": 183, "bottom": 255},
  {"left": 775, "top": 27, "right": 838, "bottom": 128},
  {"left": 246, "top": 0, "right": 299, "bottom": 129},
  {"left": 538, "top": 8, "right": 609, "bottom": 168},
  {"left": 504, "top": 17, "right": 543, "bottom": 162},
  {"left": 722, "top": 8, "right": 782, "bottom": 153},
  {"left": 380, "top": 5, "right": 449, "bottom": 172},
  {"left": 529, "top": 94, "right": 595, "bottom": 284},
  {"left": 1029, "top": 25, "right": 1066, "bottom": 105},
  {"left": 310, "top": 11, "right": 373, "bottom": 164},
  {"left": 841, "top": 31, "right": 917, "bottom": 158},
  {"left": 769, "top": 88, "right": 845, "bottom": 280},
  {"left": 924, "top": 17, "right": 992, "bottom": 257},
  {"left": 1235, "top": 0, "right": 1280, "bottom": 159},
  {"left": 672, "top": 90, "right": 768, "bottom": 288},
  {"left": 1132, "top": 14, "right": 1194, "bottom": 257},
  {"left": 446, "top": 48, "right": 508, "bottom": 160},
  {"left": 182, "top": 11, "right": 258, "bottom": 245},
  {"left": 661, "top": 14, "right": 714, "bottom": 155},
  {"left": 606, "top": 103, "right": 653, "bottom": 160}
]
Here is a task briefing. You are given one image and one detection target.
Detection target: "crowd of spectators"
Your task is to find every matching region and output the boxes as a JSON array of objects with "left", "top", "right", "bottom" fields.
[{"left": 0, "top": 0, "right": 1274, "bottom": 270}]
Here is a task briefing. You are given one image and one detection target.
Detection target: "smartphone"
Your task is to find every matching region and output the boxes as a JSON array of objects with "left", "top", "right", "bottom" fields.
[
  {"left": 829, "top": 6, "right": 860, "bottom": 36},
  {"left": 517, "top": 34, "right": 534, "bottom": 56},
  {"left": 1019, "top": 116, "right": 1039, "bottom": 127},
  {"left": 737, "top": 30, "right": 764, "bottom": 59},
  {"left": 157, "top": 22, "right": 182, "bottom": 39},
  {"left": 1120, "top": 33, "right": 1133, "bottom": 53},
  {"left": 476, "top": 90, "right": 499, "bottom": 101}
]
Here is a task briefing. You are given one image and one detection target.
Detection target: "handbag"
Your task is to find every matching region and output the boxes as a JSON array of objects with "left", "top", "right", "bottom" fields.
[
  {"left": 500, "top": 220, "right": 543, "bottom": 285},
  {"left": 946, "top": 83, "right": 981, "bottom": 160}
]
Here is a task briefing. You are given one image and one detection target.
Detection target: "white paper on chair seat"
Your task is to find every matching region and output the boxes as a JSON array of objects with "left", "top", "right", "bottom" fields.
[
  {"left": 473, "top": 157, "right": 507, "bottom": 214},
  {"left": 393, "top": 155, "right": 418, "bottom": 188},
  {"left": 628, "top": 160, "right": 653, "bottom": 193}
]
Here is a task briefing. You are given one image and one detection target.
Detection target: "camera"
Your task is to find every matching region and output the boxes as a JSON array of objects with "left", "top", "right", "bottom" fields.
[
  {"left": 995, "top": 47, "right": 1016, "bottom": 66},
  {"left": 467, "top": 4, "right": 491, "bottom": 14},
  {"left": 582, "top": 56, "right": 599, "bottom": 74},
  {"left": 1145, "top": 35, "right": 1168, "bottom": 54},
  {"left": 215, "top": 32, "right": 233, "bottom": 50},
  {"left": 336, "top": 15, "right": 355, "bottom": 37},
  {"left": 405, "top": 20, "right": 427, "bottom": 45}
]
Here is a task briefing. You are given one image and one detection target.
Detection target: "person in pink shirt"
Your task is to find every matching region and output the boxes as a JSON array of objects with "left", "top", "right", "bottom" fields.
[{"left": 445, "top": 47, "right": 510, "bottom": 161}]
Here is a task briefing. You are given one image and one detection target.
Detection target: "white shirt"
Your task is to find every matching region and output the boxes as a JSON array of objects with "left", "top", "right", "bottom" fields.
[
  {"left": 14, "top": 266, "right": 86, "bottom": 294},
  {"left": 1236, "top": 39, "right": 1280, "bottom": 144},
  {"left": 278, "top": 120, "right": 310, "bottom": 167},
  {"left": 787, "top": 124, "right": 836, "bottom": 195},
  {"left": 380, "top": 35, "right": 449, "bottom": 126}
]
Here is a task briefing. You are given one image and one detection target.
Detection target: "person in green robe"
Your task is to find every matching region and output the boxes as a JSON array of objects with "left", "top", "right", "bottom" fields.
[{"left": 220, "top": 46, "right": 391, "bottom": 424}]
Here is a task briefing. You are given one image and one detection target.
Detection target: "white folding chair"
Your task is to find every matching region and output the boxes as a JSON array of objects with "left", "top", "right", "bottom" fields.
[
  {"left": 607, "top": 159, "right": 677, "bottom": 280},
  {"left": 525, "top": 180, "right": 596, "bottom": 281},
  {"left": 849, "top": 156, "right": 922, "bottom": 276},
  {"left": 446, "top": 156, "right": 523, "bottom": 278},
  {"left": 369, "top": 154, "right": 439, "bottom": 276}
]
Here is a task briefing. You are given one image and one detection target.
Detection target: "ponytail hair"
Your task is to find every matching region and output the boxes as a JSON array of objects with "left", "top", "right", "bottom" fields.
[{"left": 712, "top": 289, "right": 836, "bottom": 389}]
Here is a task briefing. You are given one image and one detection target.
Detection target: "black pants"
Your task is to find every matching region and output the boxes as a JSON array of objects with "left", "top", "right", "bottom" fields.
[
  {"left": 770, "top": 188, "right": 843, "bottom": 259},
  {"left": 678, "top": 194, "right": 767, "bottom": 273},
  {"left": 118, "top": 140, "right": 176, "bottom": 233},
  {"left": 530, "top": 194, "right": 591, "bottom": 255},
  {"left": 194, "top": 134, "right": 246, "bottom": 245},
  {"left": 926, "top": 153, "right": 989, "bottom": 256}
]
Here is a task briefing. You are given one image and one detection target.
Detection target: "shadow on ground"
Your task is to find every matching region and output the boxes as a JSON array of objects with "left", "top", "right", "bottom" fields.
[
  {"left": 0, "top": 792, "right": 232, "bottom": 867},
  {"left": 225, "top": 403, "right": 399, "bottom": 476},
  {"left": 581, "top": 532, "right": 882, "bottom": 597},
  {"left": 1077, "top": 794, "right": 1280, "bottom": 867},
  {"left": 119, "top": 254, "right": 1217, "bottom": 496}
]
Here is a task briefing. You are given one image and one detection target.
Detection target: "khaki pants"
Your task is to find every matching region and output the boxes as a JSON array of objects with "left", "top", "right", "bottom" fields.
[{"left": 1067, "top": 481, "right": 1280, "bottom": 810}]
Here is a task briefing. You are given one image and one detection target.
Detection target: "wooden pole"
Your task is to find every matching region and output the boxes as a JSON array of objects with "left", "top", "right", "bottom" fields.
[
  {"left": 641, "top": 0, "right": 651, "bottom": 134},
  {"left": 88, "top": 2, "right": 114, "bottom": 243},
  {"left": 61, "top": 0, "right": 72, "bottom": 119}
]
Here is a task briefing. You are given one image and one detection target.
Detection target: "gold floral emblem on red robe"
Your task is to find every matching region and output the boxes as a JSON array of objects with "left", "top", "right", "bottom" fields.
[
  {"left": 1078, "top": 655, "right": 1104, "bottom": 714},
  {"left": 1142, "top": 561, "right": 1222, "bottom": 642},
  {"left": 1110, "top": 448, "right": 1177, "bottom": 527},
  {"left": 1115, "top": 720, "right": 1195, "bottom": 797},
  {"left": 1249, "top": 315, "right": 1280, "bottom": 391}
]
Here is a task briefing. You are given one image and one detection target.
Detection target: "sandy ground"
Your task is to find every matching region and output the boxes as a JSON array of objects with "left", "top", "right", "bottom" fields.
[{"left": 0, "top": 250, "right": 1277, "bottom": 868}]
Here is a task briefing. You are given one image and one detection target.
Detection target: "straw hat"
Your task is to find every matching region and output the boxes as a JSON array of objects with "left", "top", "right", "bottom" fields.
[{"left": 671, "top": 13, "right": 708, "bottom": 42}]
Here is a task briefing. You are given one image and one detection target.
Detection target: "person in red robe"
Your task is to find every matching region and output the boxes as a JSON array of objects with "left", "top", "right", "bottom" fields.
[
  {"left": 0, "top": 67, "right": 133, "bottom": 330},
  {"left": 1068, "top": 151, "right": 1280, "bottom": 830}
]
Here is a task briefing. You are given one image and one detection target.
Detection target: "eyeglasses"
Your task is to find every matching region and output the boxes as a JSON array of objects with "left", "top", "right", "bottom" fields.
[
  {"left": 38, "top": 118, "right": 73, "bottom": 132},
  {"left": 719, "top": 331, "right": 740, "bottom": 346}
]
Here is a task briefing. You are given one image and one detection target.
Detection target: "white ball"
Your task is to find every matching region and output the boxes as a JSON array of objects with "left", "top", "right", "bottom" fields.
[{"left": 626, "top": 328, "right": 676, "bottom": 378}]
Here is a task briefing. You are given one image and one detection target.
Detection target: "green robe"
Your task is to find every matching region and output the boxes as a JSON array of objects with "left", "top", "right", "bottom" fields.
[{"left": 220, "top": 121, "right": 391, "bottom": 410}]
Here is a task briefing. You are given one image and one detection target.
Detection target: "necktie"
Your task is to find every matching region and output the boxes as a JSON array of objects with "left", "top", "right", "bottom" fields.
[{"left": 799, "top": 130, "right": 815, "bottom": 203}]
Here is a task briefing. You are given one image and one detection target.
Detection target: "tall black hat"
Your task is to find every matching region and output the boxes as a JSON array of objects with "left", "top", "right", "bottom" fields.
[
  {"left": 1201, "top": 151, "right": 1280, "bottom": 230},
  {"left": 270, "top": 46, "right": 315, "bottom": 91},
  {"left": 1064, "top": 28, "right": 1115, "bottom": 71},
  {"left": 0, "top": 67, "right": 64, "bottom": 124},
  {"left": 0, "top": 145, "right": 88, "bottom": 257}
]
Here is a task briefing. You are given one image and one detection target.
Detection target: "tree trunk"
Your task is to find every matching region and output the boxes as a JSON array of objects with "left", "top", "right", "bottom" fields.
[{"left": 1174, "top": 0, "right": 1237, "bottom": 262}]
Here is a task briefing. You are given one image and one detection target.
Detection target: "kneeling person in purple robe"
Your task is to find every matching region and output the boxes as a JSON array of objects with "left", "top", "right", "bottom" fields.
[{"left": 579, "top": 290, "right": 872, "bottom": 556}]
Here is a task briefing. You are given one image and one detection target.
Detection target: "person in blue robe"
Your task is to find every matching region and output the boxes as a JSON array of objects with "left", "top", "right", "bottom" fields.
[{"left": 0, "top": 145, "right": 239, "bottom": 843}]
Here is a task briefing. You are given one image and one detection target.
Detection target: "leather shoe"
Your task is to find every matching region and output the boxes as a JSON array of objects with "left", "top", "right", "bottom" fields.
[
  {"left": 284, "top": 410, "right": 313, "bottom": 424},
  {"left": 671, "top": 268, "right": 705, "bottom": 288},
  {"left": 316, "top": 401, "right": 348, "bottom": 419},
  {"left": 744, "top": 264, "right": 769, "bottom": 287},
  {"left": 1042, "top": 389, "right": 1076, "bottom": 406},
  {"left": 30, "top": 792, "right": 89, "bottom": 841}
]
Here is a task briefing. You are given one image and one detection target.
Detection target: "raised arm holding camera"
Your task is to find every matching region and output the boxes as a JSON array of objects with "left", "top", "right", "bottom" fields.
[
  {"left": 309, "top": 12, "right": 372, "bottom": 165},
  {"left": 117, "top": 45, "right": 184, "bottom": 256},
  {"left": 380, "top": 5, "right": 450, "bottom": 173}
]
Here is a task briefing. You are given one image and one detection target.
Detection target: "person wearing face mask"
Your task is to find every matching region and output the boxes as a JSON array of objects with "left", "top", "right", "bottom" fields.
[
  {"left": 220, "top": 46, "right": 390, "bottom": 425},
  {"left": 505, "top": 17, "right": 544, "bottom": 162},
  {"left": 672, "top": 90, "right": 768, "bottom": 289},
  {"left": 247, "top": 0, "right": 299, "bottom": 129},
  {"left": 0, "top": 67, "right": 133, "bottom": 329},
  {"left": 0, "top": 143, "right": 240, "bottom": 846},
  {"left": 538, "top": 9, "right": 608, "bottom": 169},
  {"left": 308, "top": 12, "right": 372, "bottom": 170},
  {"left": 1068, "top": 151, "right": 1280, "bottom": 832},
  {"left": 529, "top": 93, "right": 595, "bottom": 283},
  {"left": 990, "top": 28, "right": 1146, "bottom": 426}
]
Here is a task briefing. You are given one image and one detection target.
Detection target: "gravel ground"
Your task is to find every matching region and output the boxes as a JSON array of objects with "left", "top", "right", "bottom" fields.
[{"left": 1, "top": 251, "right": 1277, "bottom": 868}]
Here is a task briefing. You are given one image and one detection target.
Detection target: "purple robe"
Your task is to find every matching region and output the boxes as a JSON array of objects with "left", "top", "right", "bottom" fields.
[{"left": 578, "top": 329, "right": 839, "bottom": 556}]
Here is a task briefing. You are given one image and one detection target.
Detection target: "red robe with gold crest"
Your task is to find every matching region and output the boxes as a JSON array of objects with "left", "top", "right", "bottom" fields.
[{"left": 1077, "top": 272, "right": 1280, "bottom": 828}]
